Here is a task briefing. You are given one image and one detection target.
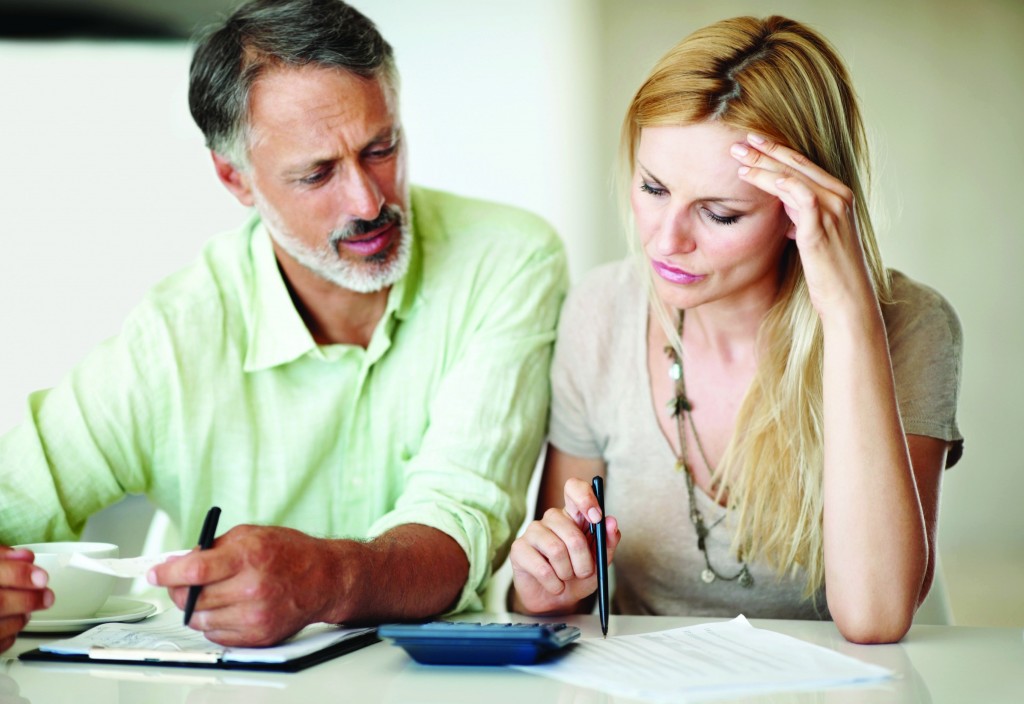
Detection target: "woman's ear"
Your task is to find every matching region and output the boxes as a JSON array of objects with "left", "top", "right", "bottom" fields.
[{"left": 779, "top": 201, "right": 798, "bottom": 240}]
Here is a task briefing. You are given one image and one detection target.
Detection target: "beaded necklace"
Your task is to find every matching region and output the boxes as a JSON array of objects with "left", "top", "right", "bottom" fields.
[{"left": 665, "top": 309, "right": 754, "bottom": 588}]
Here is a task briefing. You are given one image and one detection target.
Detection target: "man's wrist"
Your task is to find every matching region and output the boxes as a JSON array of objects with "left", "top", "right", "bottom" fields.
[
  {"left": 314, "top": 526, "right": 470, "bottom": 625},
  {"left": 316, "top": 538, "right": 366, "bottom": 625}
]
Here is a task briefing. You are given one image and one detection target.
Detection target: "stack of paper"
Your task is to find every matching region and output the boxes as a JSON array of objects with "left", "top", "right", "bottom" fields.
[{"left": 514, "top": 615, "right": 894, "bottom": 701}]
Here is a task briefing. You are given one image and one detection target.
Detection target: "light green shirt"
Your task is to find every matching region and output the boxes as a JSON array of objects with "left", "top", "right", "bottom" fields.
[{"left": 0, "top": 186, "right": 568, "bottom": 611}]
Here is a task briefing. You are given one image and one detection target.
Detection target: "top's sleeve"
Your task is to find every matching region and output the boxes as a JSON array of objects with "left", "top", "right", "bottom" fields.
[
  {"left": 0, "top": 305, "right": 160, "bottom": 544},
  {"left": 547, "top": 273, "right": 607, "bottom": 460},
  {"left": 886, "top": 276, "right": 965, "bottom": 468},
  {"left": 366, "top": 223, "right": 569, "bottom": 613}
]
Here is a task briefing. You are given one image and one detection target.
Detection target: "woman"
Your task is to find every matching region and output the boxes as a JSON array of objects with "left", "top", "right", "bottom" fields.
[{"left": 509, "top": 15, "right": 962, "bottom": 644}]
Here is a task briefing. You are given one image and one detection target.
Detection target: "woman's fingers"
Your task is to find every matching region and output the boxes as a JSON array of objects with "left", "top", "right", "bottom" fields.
[
  {"left": 562, "top": 476, "right": 603, "bottom": 526},
  {"left": 510, "top": 512, "right": 621, "bottom": 611},
  {"left": 511, "top": 476, "right": 619, "bottom": 614},
  {"left": 534, "top": 508, "right": 595, "bottom": 580},
  {"left": 732, "top": 142, "right": 854, "bottom": 249},
  {"left": 510, "top": 533, "right": 568, "bottom": 597},
  {"left": 604, "top": 516, "right": 621, "bottom": 562},
  {"left": 730, "top": 134, "right": 853, "bottom": 207},
  {"left": 738, "top": 134, "right": 851, "bottom": 196}
]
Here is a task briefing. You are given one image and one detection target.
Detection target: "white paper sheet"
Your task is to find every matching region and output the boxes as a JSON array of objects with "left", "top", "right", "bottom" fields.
[
  {"left": 514, "top": 616, "right": 894, "bottom": 702},
  {"left": 68, "top": 550, "right": 190, "bottom": 578}
]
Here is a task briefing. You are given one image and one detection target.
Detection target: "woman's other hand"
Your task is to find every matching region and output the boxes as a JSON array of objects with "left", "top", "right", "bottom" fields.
[{"left": 730, "top": 133, "right": 877, "bottom": 324}]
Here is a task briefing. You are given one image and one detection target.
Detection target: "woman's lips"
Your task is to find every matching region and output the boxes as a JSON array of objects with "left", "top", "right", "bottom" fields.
[{"left": 651, "top": 259, "right": 706, "bottom": 285}]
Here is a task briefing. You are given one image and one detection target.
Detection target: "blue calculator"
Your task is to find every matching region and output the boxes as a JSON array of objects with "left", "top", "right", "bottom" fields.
[{"left": 377, "top": 621, "right": 581, "bottom": 665}]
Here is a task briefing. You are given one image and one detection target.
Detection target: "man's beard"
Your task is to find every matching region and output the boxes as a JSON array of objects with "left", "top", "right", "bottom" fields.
[{"left": 258, "top": 197, "right": 412, "bottom": 294}]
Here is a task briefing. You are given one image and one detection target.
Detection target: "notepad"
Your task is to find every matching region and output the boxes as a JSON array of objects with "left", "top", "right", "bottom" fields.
[{"left": 20, "top": 610, "right": 378, "bottom": 672}]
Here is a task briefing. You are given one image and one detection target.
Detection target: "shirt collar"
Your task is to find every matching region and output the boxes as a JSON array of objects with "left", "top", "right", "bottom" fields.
[
  {"left": 243, "top": 220, "right": 317, "bottom": 372},
  {"left": 242, "top": 202, "right": 423, "bottom": 373}
]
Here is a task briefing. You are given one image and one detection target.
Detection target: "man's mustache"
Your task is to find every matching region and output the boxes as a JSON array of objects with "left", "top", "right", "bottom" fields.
[{"left": 329, "top": 205, "right": 404, "bottom": 246}]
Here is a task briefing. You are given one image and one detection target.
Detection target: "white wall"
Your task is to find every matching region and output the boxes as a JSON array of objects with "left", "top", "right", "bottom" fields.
[
  {"left": 0, "top": 43, "right": 239, "bottom": 433},
  {"left": 2, "top": 0, "right": 1021, "bottom": 625}
]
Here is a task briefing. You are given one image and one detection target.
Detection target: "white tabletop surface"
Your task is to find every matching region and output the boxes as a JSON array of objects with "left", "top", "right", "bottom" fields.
[{"left": 2, "top": 610, "right": 1022, "bottom": 703}]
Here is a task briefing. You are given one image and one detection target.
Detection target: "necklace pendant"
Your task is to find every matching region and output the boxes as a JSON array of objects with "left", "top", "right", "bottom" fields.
[
  {"left": 701, "top": 568, "right": 716, "bottom": 584},
  {"left": 738, "top": 566, "right": 754, "bottom": 589},
  {"left": 668, "top": 362, "right": 681, "bottom": 381}
]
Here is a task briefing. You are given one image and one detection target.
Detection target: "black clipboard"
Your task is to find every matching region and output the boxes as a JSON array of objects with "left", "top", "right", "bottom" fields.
[{"left": 19, "top": 629, "right": 379, "bottom": 673}]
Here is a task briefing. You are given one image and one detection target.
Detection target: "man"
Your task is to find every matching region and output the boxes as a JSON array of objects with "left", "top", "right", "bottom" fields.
[{"left": 0, "top": 0, "right": 566, "bottom": 651}]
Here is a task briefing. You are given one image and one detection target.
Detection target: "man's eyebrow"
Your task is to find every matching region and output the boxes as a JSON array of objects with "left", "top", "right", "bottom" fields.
[
  {"left": 282, "top": 126, "right": 400, "bottom": 176},
  {"left": 637, "top": 162, "right": 756, "bottom": 203},
  {"left": 282, "top": 155, "right": 333, "bottom": 177},
  {"left": 365, "top": 126, "right": 400, "bottom": 146}
]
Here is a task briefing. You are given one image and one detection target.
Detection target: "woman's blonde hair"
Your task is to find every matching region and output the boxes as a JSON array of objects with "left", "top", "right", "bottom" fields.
[{"left": 620, "top": 16, "right": 890, "bottom": 595}]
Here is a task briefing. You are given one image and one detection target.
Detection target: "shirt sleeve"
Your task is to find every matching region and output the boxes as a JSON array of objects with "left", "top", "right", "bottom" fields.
[
  {"left": 885, "top": 274, "right": 965, "bottom": 468},
  {"left": 0, "top": 305, "right": 160, "bottom": 544},
  {"left": 366, "top": 224, "right": 569, "bottom": 613}
]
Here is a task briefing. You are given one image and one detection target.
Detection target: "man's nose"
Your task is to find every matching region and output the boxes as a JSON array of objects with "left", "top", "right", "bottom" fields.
[{"left": 341, "top": 165, "right": 385, "bottom": 221}]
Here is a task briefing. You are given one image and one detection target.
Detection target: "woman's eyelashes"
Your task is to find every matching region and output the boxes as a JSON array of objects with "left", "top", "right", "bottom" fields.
[
  {"left": 702, "top": 208, "right": 740, "bottom": 226},
  {"left": 639, "top": 181, "right": 667, "bottom": 197},
  {"left": 639, "top": 174, "right": 743, "bottom": 225}
]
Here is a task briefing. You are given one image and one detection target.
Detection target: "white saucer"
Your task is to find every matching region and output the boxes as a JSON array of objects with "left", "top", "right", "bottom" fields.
[{"left": 24, "top": 596, "right": 158, "bottom": 633}]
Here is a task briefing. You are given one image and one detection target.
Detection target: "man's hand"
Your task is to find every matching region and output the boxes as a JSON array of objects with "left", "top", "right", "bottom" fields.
[
  {"left": 148, "top": 525, "right": 341, "bottom": 647},
  {"left": 0, "top": 547, "right": 53, "bottom": 653},
  {"left": 148, "top": 523, "right": 468, "bottom": 647}
]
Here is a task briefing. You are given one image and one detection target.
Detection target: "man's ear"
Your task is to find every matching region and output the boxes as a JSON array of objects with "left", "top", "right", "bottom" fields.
[{"left": 211, "top": 151, "right": 255, "bottom": 207}]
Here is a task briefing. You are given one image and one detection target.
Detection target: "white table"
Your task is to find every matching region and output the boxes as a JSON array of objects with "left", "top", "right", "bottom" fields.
[{"left": 2, "top": 612, "right": 1022, "bottom": 703}]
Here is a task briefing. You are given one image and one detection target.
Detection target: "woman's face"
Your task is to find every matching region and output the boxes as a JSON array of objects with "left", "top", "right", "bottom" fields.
[{"left": 632, "top": 122, "right": 791, "bottom": 316}]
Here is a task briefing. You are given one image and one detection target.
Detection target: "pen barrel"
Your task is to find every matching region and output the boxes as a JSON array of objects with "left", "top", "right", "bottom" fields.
[
  {"left": 184, "top": 506, "right": 222, "bottom": 626},
  {"left": 594, "top": 523, "right": 609, "bottom": 626},
  {"left": 591, "top": 477, "right": 609, "bottom": 635}
]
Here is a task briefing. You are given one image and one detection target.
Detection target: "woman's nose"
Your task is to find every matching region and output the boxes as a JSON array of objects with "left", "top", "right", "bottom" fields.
[{"left": 654, "top": 212, "right": 697, "bottom": 255}]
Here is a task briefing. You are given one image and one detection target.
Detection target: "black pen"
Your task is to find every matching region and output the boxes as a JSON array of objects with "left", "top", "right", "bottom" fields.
[
  {"left": 591, "top": 476, "right": 609, "bottom": 638},
  {"left": 183, "top": 506, "right": 221, "bottom": 626}
]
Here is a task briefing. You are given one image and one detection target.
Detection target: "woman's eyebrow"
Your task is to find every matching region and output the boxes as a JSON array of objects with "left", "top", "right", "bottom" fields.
[
  {"left": 638, "top": 164, "right": 665, "bottom": 186},
  {"left": 703, "top": 196, "right": 757, "bottom": 204}
]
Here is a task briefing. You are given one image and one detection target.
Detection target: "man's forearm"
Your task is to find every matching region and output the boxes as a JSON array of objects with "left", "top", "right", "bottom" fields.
[{"left": 323, "top": 524, "right": 469, "bottom": 625}]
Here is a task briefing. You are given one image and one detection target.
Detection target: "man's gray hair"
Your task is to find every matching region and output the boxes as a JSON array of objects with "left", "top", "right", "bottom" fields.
[{"left": 189, "top": 0, "right": 398, "bottom": 166}]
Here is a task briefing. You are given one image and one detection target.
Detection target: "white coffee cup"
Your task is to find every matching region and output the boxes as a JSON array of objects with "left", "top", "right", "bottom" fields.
[{"left": 16, "top": 542, "right": 119, "bottom": 620}]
